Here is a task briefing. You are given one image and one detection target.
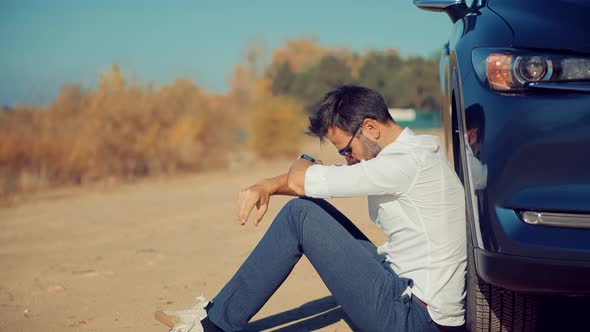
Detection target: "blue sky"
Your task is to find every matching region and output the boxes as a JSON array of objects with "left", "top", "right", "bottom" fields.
[{"left": 0, "top": 0, "right": 451, "bottom": 106}]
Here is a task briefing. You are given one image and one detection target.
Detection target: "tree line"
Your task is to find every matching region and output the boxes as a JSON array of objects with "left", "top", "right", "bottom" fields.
[
  {"left": 265, "top": 41, "right": 441, "bottom": 113},
  {"left": 0, "top": 37, "right": 442, "bottom": 197}
]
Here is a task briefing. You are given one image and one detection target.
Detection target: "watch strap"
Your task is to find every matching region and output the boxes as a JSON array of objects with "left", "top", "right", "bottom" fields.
[{"left": 298, "top": 154, "right": 316, "bottom": 163}]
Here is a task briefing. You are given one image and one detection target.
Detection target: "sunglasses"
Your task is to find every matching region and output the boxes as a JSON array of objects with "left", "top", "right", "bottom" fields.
[{"left": 338, "top": 123, "right": 363, "bottom": 156}]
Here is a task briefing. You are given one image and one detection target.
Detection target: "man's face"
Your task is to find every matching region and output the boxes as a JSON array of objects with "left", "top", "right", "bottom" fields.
[
  {"left": 327, "top": 126, "right": 381, "bottom": 165},
  {"left": 467, "top": 128, "right": 480, "bottom": 156}
]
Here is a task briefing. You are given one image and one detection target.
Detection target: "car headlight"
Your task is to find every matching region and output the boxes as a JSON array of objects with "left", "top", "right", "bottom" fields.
[{"left": 472, "top": 48, "right": 590, "bottom": 91}]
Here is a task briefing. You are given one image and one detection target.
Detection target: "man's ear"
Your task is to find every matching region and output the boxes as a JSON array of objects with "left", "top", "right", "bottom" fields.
[{"left": 363, "top": 118, "right": 381, "bottom": 139}]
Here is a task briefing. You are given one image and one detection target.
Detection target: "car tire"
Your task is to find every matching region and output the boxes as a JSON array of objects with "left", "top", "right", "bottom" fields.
[{"left": 465, "top": 236, "right": 540, "bottom": 332}]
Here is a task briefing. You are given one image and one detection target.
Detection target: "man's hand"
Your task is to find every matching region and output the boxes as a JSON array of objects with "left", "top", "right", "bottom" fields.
[
  {"left": 236, "top": 158, "right": 317, "bottom": 227},
  {"left": 237, "top": 181, "right": 271, "bottom": 226}
]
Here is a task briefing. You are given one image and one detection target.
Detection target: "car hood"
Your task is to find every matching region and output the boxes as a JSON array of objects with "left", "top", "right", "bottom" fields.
[{"left": 488, "top": 0, "right": 590, "bottom": 54}]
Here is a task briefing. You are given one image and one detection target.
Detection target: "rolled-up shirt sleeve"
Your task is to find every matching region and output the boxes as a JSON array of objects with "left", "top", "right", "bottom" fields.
[{"left": 304, "top": 151, "right": 418, "bottom": 198}]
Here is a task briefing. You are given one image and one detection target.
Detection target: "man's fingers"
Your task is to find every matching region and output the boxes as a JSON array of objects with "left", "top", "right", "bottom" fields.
[
  {"left": 254, "top": 202, "right": 269, "bottom": 227},
  {"left": 237, "top": 191, "right": 248, "bottom": 224},
  {"left": 236, "top": 191, "right": 243, "bottom": 220},
  {"left": 237, "top": 190, "right": 259, "bottom": 225},
  {"left": 239, "top": 198, "right": 257, "bottom": 225},
  {"left": 236, "top": 184, "right": 270, "bottom": 226}
]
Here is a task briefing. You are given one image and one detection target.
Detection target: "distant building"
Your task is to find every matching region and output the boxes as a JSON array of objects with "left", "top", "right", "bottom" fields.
[
  {"left": 389, "top": 108, "right": 441, "bottom": 130},
  {"left": 389, "top": 108, "right": 417, "bottom": 122}
]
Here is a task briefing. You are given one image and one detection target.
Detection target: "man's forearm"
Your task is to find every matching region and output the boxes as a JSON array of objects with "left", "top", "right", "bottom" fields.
[
  {"left": 259, "top": 157, "right": 314, "bottom": 197},
  {"left": 261, "top": 173, "right": 299, "bottom": 196}
]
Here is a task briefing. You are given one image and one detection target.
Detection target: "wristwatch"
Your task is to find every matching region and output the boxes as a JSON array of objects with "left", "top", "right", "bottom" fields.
[{"left": 298, "top": 154, "right": 316, "bottom": 163}]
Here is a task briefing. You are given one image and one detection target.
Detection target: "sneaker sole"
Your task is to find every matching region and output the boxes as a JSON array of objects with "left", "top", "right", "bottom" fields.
[{"left": 154, "top": 310, "right": 179, "bottom": 328}]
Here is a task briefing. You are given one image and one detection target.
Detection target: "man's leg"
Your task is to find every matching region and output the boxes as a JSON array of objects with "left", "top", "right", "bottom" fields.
[{"left": 207, "top": 197, "right": 437, "bottom": 332}]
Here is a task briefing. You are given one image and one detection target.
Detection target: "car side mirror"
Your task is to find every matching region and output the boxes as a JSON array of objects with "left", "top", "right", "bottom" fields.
[{"left": 413, "top": 0, "right": 469, "bottom": 23}]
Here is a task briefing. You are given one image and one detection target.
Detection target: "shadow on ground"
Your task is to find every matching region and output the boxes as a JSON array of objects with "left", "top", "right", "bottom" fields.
[
  {"left": 241, "top": 294, "right": 590, "bottom": 331},
  {"left": 242, "top": 296, "right": 357, "bottom": 331}
]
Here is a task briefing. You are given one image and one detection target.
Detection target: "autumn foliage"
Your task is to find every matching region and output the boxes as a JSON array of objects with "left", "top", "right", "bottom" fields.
[
  {"left": 246, "top": 78, "right": 306, "bottom": 159},
  {"left": 0, "top": 66, "right": 239, "bottom": 196},
  {"left": 0, "top": 37, "right": 440, "bottom": 197}
]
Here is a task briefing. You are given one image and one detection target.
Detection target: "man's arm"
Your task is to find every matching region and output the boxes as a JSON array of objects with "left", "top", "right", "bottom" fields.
[
  {"left": 303, "top": 153, "right": 418, "bottom": 199},
  {"left": 287, "top": 157, "right": 314, "bottom": 196},
  {"left": 237, "top": 158, "right": 314, "bottom": 226}
]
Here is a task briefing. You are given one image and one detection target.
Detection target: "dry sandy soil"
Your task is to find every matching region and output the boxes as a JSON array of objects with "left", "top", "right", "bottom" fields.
[
  {"left": 5, "top": 130, "right": 585, "bottom": 332},
  {"left": 0, "top": 136, "right": 399, "bottom": 332}
]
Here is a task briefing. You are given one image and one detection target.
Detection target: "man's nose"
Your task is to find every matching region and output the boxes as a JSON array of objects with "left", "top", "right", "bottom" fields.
[{"left": 345, "top": 156, "right": 358, "bottom": 165}]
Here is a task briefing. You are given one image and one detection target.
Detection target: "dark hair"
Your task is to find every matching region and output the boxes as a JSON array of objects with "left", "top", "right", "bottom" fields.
[{"left": 307, "top": 85, "right": 394, "bottom": 142}]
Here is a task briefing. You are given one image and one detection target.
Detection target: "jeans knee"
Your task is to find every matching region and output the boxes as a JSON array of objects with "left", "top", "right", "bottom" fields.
[
  {"left": 285, "top": 197, "right": 315, "bottom": 210},
  {"left": 284, "top": 197, "right": 327, "bottom": 216},
  {"left": 280, "top": 198, "right": 322, "bottom": 227}
]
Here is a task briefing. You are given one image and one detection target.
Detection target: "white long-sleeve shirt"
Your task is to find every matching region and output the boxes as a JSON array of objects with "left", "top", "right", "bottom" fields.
[{"left": 304, "top": 128, "right": 467, "bottom": 327}]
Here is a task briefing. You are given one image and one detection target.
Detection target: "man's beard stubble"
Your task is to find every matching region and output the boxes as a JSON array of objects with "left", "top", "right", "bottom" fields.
[{"left": 359, "top": 135, "right": 382, "bottom": 160}]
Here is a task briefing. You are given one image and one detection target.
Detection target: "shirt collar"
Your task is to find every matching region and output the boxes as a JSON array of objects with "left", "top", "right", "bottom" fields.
[
  {"left": 377, "top": 127, "right": 414, "bottom": 157},
  {"left": 397, "top": 127, "right": 415, "bottom": 142}
]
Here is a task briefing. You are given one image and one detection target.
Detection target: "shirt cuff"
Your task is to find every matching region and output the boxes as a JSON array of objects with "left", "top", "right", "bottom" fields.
[{"left": 304, "top": 165, "right": 331, "bottom": 198}]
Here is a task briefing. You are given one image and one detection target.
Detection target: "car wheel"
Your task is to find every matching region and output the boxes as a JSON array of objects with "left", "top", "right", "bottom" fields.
[{"left": 465, "top": 233, "right": 540, "bottom": 332}]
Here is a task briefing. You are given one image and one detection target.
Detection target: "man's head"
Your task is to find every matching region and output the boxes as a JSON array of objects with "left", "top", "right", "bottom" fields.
[{"left": 307, "top": 85, "right": 399, "bottom": 164}]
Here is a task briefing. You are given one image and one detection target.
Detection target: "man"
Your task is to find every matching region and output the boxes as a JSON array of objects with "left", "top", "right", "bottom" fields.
[
  {"left": 464, "top": 103, "right": 487, "bottom": 191},
  {"left": 158, "top": 86, "right": 467, "bottom": 332}
]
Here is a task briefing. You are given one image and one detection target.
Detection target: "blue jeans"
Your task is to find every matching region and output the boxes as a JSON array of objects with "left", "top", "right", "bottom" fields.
[{"left": 207, "top": 197, "right": 439, "bottom": 332}]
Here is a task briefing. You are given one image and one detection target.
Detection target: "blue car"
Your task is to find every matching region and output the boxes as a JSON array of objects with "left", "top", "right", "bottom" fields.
[{"left": 414, "top": 0, "right": 590, "bottom": 331}]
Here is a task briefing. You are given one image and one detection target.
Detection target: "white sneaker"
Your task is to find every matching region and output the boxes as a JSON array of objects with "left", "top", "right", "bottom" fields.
[{"left": 155, "top": 296, "right": 209, "bottom": 332}]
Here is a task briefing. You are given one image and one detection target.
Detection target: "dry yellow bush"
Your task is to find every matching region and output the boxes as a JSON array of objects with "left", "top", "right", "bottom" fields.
[
  {"left": 0, "top": 41, "right": 323, "bottom": 197},
  {"left": 0, "top": 66, "right": 238, "bottom": 196},
  {"left": 247, "top": 80, "right": 306, "bottom": 159}
]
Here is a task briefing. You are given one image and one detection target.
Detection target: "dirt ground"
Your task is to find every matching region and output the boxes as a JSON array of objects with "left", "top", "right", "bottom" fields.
[
  {"left": 0, "top": 136, "right": 393, "bottom": 332},
  {"left": 3, "top": 130, "right": 586, "bottom": 332}
]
